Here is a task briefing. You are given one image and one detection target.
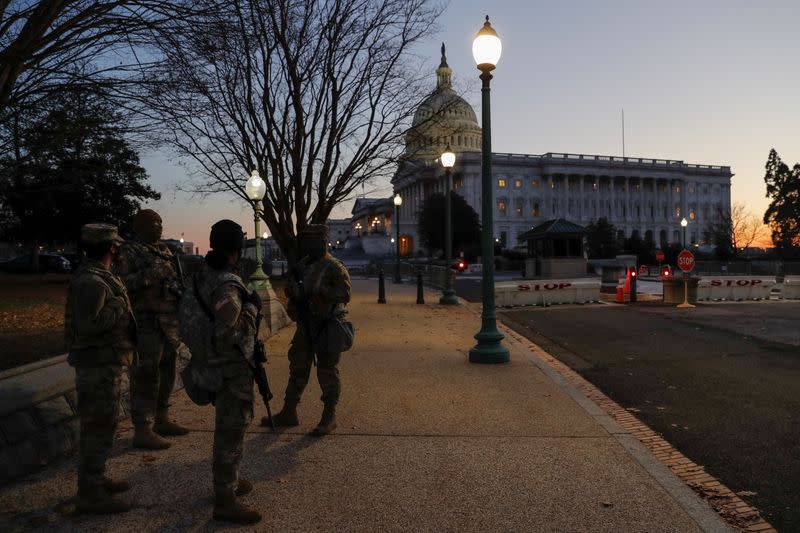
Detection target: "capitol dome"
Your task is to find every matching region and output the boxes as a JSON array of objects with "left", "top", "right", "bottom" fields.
[{"left": 405, "top": 44, "right": 481, "bottom": 159}]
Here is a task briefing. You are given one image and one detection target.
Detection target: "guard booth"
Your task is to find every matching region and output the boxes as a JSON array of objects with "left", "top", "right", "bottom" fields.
[{"left": 519, "top": 219, "right": 587, "bottom": 279}]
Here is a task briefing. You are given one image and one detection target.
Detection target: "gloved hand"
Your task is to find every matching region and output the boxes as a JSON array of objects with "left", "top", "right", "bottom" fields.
[{"left": 248, "top": 290, "right": 263, "bottom": 312}]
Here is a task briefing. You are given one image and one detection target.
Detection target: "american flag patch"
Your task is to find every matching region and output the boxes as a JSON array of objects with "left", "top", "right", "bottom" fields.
[{"left": 214, "top": 296, "right": 232, "bottom": 311}]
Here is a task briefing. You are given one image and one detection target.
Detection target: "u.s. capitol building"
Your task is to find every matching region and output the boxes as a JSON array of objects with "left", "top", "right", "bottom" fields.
[{"left": 390, "top": 46, "right": 732, "bottom": 255}]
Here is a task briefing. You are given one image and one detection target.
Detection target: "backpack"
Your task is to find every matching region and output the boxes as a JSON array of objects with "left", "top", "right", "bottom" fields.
[{"left": 178, "top": 271, "right": 246, "bottom": 405}]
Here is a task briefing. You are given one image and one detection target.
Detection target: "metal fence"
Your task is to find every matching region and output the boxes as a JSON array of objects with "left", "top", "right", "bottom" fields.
[{"left": 692, "top": 260, "right": 800, "bottom": 277}]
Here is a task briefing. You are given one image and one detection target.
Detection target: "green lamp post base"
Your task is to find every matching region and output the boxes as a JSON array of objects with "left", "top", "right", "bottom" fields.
[
  {"left": 247, "top": 269, "right": 271, "bottom": 292},
  {"left": 469, "top": 328, "right": 510, "bottom": 364},
  {"left": 439, "top": 289, "right": 459, "bottom": 305}
]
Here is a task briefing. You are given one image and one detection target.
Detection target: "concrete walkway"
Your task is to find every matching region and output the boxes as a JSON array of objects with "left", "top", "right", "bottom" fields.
[{"left": 0, "top": 280, "right": 730, "bottom": 532}]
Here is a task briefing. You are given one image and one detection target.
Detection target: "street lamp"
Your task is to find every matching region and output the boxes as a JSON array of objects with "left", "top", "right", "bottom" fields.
[
  {"left": 393, "top": 193, "right": 403, "bottom": 283},
  {"left": 355, "top": 222, "right": 362, "bottom": 238},
  {"left": 681, "top": 217, "right": 688, "bottom": 248},
  {"left": 245, "top": 169, "right": 271, "bottom": 291},
  {"left": 439, "top": 146, "right": 458, "bottom": 305},
  {"left": 469, "top": 16, "right": 509, "bottom": 364}
]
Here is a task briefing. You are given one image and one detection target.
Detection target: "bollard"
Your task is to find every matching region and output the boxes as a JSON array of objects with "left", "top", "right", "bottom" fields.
[
  {"left": 378, "top": 267, "right": 386, "bottom": 304},
  {"left": 416, "top": 269, "right": 425, "bottom": 304}
]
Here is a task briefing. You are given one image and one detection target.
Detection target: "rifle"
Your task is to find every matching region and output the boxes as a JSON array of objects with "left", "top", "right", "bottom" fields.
[
  {"left": 251, "top": 306, "right": 275, "bottom": 430},
  {"left": 291, "top": 265, "right": 317, "bottom": 364},
  {"left": 174, "top": 253, "right": 186, "bottom": 291}
]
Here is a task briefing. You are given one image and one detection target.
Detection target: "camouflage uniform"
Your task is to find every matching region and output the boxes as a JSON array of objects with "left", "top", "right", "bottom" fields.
[
  {"left": 194, "top": 262, "right": 257, "bottom": 497},
  {"left": 284, "top": 254, "right": 351, "bottom": 406},
  {"left": 113, "top": 239, "right": 182, "bottom": 427},
  {"left": 65, "top": 226, "right": 135, "bottom": 500}
]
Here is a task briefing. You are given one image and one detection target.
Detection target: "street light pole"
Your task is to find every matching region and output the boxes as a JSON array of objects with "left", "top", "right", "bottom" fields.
[
  {"left": 681, "top": 217, "right": 688, "bottom": 248},
  {"left": 245, "top": 169, "right": 270, "bottom": 291},
  {"left": 440, "top": 146, "right": 458, "bottom": 305},
  {"left": 393, "top": 193, "right": 403, "bottom": 283},
  {"left": 469, "top": 16, "right": 509, "bottom": 364}
]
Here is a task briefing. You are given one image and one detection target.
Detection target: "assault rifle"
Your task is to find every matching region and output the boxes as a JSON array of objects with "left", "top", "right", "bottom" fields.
[
  {"left": 251, "top": 304, "right": 275, "bottom": 429},
  {"left": 291, "top": 265, "right": 317, "bottom": 361},
  {"left": 174, "top": 253, "right": 186, "bottom": 291}
]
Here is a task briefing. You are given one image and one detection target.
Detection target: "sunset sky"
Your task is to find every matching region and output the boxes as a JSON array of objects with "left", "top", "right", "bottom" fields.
[{"left": 141, "top": 0, "right": 800, "bottom": 253}]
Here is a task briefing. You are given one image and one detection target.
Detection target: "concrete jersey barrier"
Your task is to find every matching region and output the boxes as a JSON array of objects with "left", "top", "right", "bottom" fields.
[
  {"left": 696, "top": 277, "right": 776, "bottom": 301},
  {"left": 495, "top": 278, "right": 601, "bottom": 307},
  {"left": 782, "top": 276, "right": 800, "bottom": 300}
]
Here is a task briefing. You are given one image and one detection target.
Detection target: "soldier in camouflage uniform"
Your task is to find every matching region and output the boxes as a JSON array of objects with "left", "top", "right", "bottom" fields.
[
  {"left": 192, "top": 219, "right": 261, "bottom": 524},
  {"left": 262, "top": 224, "right": 351, "bottom": 436},
  {"left": 65, "top": 224, "right": 135, "bottom": 514},
  {"left": 114, "top": 209, "right": 188, "bottom": 450}
]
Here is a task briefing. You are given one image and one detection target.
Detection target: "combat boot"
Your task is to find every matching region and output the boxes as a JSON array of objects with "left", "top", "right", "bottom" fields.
[
  {"left": 261, "top": 400, "right": 299, "bottom": 427},
  {"left": 311, "top": 404, "right": 337, "bottom": 436},
  {"left": 213, "top": 489, "right": 261, "bottom": 524},
  {"left": 103, "top": 476, "right": 130, "bottom": 493},
  {"left": 133, "top": 423, "right": 172, "bottom": 450},
  {"left": 154, "top": 409, "right": 190, "bottom": 436},
  {"left": 76, "top": 482, "right": 131, "bottom": 514}
]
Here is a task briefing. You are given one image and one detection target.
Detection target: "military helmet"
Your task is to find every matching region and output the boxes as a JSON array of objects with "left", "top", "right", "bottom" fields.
[
  {"left": 132, "top": 209, "right": 162, "bottom": 235},
  {"left": 209, "top": 219, "right": 245, "bottom": 251},
  {"left": 298, "top": 224, "right": 329, "bottom": 240},
  {"left": 81, "top": 223, "right": 123, "bottom": 244}
]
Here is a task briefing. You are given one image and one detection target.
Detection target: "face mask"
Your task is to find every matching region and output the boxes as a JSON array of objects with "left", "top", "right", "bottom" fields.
[
  {"left": 300, "top": 237, "right": 326, "bottom": 260},
  {"left": 140, "top": 222, "right": 162, "bottom": 244}
]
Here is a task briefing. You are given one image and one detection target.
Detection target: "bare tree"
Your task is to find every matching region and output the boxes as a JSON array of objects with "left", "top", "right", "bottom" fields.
[
  {"left": 705, "top": 202, "right": 768, "bottom": 258},
  {"left": 139, "top": 0, "right": 444, "bottom": 260},
  {"left": 0, "top": 0, "right": 193, "bottom": 114}
]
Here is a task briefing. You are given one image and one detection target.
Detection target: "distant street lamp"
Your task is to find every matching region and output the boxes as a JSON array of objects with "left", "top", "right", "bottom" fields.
[
  {"left": 245, "top": 169, "right": 270, "bottom": 291},
  {"left": 681, "top": 217, "right": 688, "bottom": 248},
  {"left": 439, "top": 146, "right": 458, "bottom": 305},
  {"left": 393, "top": 193, "right": 403, "bottom": 283},
  {"left": 355, "top": 222, "right": 362, "bottom": 238},
  {"left": 469, "top": 16, "right": 509, "bottom": 364}
]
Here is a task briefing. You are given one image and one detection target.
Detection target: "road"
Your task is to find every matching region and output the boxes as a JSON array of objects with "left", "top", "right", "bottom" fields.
[{"left": 499, "top": 301, "right": 800, "bottom": 532}]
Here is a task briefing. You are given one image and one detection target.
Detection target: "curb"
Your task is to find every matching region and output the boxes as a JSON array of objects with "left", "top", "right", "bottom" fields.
[{"left": 495, "top": 309, "right": 777, "bottom": 533}]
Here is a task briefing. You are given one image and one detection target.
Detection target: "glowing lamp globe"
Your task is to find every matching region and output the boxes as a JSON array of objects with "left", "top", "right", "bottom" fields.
[
  {"left": 393, "top": 193, "right": 403, "bottom": 207},
  {"left": 472, "top": 16, "right": 502, "bottom": 70},
  {"left": 441, "top": 146, "right": 456, "bottom": 169},
  {"left": 245, "top": 169, "right": 266, "bottom": 201}
]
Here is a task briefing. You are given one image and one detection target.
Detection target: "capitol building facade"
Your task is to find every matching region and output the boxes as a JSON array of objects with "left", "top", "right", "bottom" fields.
[{"left": 389, "top": 46, "right": 732, "bottom": 255}]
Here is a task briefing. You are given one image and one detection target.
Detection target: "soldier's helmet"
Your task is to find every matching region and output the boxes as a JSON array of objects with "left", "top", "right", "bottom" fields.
[
  {"left": 210, "top": 219, "right": 245, "bottom": 252},
  {"left": 298, "top": 224, "right": 329, "bottom": 241},
  {"left": 81, "top": 223, "right": 124, "bottom": 245}
]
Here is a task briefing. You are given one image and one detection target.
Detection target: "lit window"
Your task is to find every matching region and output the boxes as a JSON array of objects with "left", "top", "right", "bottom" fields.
[
  {"left": 533, "top": 202, "right": 540, "bottom": 217},
  {"left": 592, "top": 181, "right": 598, "bottom": 190},
  {"left": 675, "top": 185, "right": 681, "bottom": 193},
  {"left": 498, "top": 199, "right": 507, "bottom": 215},
  {"left": 532, "top": 179, "right": 541, "bottom": 188},
  {"left": 689, "top": 211, "right": 695, "bottom": 220},
  {"left": 675, "top": 207, "right": 681, "bottom": 217},
  {"left": 498, "top": 179, "right": 506, "bottom": 188},
  {"left": 514, "top": 179, "right": 522, "bottom": 188}
]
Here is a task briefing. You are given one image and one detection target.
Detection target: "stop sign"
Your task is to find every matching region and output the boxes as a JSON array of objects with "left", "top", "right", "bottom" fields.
[
  {"left": 677, "top": 249, "right": 695, "bottom": 273},
  {"left": 656, "top": 250, "right": 665, "bottom": 263}
]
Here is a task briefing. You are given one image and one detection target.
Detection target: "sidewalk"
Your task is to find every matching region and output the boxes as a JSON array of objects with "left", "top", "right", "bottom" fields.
[{"left": 0, "top": 279, "right": 731, "bottom": 532}]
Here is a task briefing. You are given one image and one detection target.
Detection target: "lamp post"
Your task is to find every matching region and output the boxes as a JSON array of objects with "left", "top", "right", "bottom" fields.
[
  {"left": 469, "top": 16, "right": 509, "bottom": 363},
  {"left": 681, "top": 217, "right": 688, "bottom": 248},
  {"left": 245, "top": 169, "right": 270, "bottom": 291},
  {"left": 355, "top": 223, "right": 362, "bottom": 238},
  {"left": 439, "top": 146, "right": 458, "bottom": 305},
  {"left": 393, "top": 193, "right": 403, "bottom": 283}
]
